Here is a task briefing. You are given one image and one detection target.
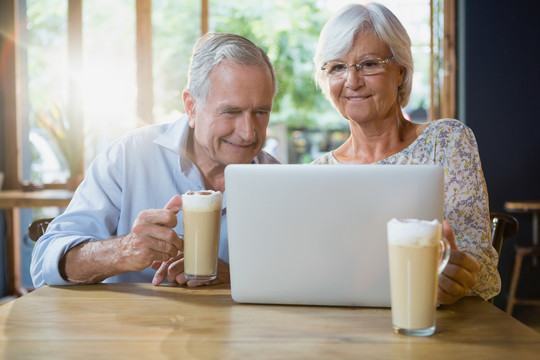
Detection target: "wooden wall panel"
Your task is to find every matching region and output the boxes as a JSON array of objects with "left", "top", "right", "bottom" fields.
[
  {"left": 136, "top": 0, "right": 153, "bottom": 125},
  {"left": 0, "top": 0, "right": 21, "bottom": 190}
]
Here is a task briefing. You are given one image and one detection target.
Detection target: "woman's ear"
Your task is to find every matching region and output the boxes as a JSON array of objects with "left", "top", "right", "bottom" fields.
[{"left": 398, "top": 66, "right": 406, "bottom": 89}]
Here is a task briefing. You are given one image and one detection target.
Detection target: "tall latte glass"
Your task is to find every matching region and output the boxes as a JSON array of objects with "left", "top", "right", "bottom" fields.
[
  {"left": 182, "top": 190, "right": 222, "bottom": 281},
  {"left": 387, "top": 219, "right": 450, "bottom": 336}
]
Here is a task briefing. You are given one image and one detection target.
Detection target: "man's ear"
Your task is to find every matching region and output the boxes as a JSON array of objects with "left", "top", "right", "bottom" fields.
[{"left": 183, "top": 91, "right": 196, "bottom": 128}]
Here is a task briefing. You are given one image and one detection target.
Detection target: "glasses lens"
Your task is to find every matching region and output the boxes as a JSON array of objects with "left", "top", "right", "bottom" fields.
[
  {"left": 325, "top": 62, "right": 347, "bottom": 78},
  {"left": 324, "top": 58, "right": 391, "bottom": 79},
  {"left": 360, "top": 59, "right": 386, "bottom": 75}
]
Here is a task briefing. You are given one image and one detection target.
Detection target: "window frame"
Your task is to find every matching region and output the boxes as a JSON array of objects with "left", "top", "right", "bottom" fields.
[{"left": 1, "top": 0, "right": 455, "bottom": 189}]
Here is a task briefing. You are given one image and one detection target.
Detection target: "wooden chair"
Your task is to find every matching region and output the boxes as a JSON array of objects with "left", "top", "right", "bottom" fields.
[
  {"left": 490, "top": 212, "right": 519, "bottom": 256},
  {"left": 28, "top": 217, "right": 55, "bottom": 242},
  {"left": 488, "top": 212, "right": 519, "bottom": 304}
]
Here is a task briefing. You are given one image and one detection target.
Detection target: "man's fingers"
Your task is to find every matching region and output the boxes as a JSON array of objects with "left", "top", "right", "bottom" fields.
[
  {"left": 175, "top": 272, "right": 188, "bottom": 285},
  {"left": 186, "top": 259, "right": 230, "bottom": 287},
  {"left": 166, "top": 258, "right": 185, "bottom": 283},
  {"left": 134, "top": 209, "right": 178, "bottom": 228},
  {"left": 152, "top": 260, "right": 171, "bottom": 286},
  {"left": 152, "top": 251, "right": 184, "bottom": 286},
  {"left": 164, "top": 195, "right": 182, "bottom": 214},
  {"left": 186, "top": 279, "right": 210, "bottom": 288},
  {"left": 131, "top": 224, "right": 182, "bottom": 255}
]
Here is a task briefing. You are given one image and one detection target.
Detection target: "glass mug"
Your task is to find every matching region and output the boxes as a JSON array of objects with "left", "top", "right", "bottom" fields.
[
  {"left": 182, "top": 190, "right": 222, "bottom": 281},
  {"left": 387, "top": 218, "right": 451, "bottom": 336}
]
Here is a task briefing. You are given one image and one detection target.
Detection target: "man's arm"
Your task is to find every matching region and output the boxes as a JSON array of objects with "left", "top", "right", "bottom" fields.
[{"left": 60, "top": 196, "right": 183, "bottom": 284}]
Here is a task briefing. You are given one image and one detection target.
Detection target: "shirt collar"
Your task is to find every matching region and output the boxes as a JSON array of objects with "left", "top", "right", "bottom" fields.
[
  {"left": 153, "top": 114, "right": 190, "bottom": 155},
  {"left": 153, "top": 114, "right": 198, "bottom": 177}
]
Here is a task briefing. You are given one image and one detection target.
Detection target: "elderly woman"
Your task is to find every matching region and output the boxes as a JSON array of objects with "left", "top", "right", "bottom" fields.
[{"left": 312, "top": 3, "right": 500, "bottom": 304}]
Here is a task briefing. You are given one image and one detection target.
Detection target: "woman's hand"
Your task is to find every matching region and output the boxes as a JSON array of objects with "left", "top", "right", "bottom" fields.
[{"left": 438, "top": 221, "right": 480, "bottom": 304}]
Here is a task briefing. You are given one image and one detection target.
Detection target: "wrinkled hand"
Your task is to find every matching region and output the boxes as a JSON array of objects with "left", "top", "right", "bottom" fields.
[
  {"left": 151, "top": 255, "right": 230, "bottom": 288},
  {"left": 438, "top": 221, "right": 480, "bottom": 304},
  {"left": 117, "top": 195, "right": 183, "bottom": 273}
]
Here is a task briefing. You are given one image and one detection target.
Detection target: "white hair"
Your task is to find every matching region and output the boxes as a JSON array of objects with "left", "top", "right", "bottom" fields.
[
  {"left": 187, "top": 32, "right": 277, "bottom": 104},
  {"left": 314, "top": 3, "right": 413, "bottom": 108}
]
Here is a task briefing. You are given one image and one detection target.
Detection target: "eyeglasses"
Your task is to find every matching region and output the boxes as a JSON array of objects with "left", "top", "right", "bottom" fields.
[{"left": 321, "top": 56, "right": 394, "bottom": 80}]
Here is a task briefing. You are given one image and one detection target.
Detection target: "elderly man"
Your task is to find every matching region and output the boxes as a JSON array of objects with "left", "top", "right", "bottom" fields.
[{"left": 31, "top": 33, "right": 279, "bottom": 288}]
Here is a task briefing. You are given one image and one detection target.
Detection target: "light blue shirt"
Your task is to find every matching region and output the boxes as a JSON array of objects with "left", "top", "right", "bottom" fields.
[{"left": 30, "top": 115, "right": 279, "bottom": 287}]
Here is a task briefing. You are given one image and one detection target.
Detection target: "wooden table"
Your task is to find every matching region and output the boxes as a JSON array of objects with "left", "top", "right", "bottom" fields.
[
  {"left": 1, "top": 283, "right": 539, "bottom": 359},
  {"left": 0, "top": 190, "right": 73, "bottom": 295},
  {"left": 505, "top": 200, "right": 540, "bottom": 248}
]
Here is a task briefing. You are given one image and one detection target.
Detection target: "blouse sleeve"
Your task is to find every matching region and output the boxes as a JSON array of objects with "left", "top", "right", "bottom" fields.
[{"left": 439, "top": 121, "right": 501, "bottom": 300}]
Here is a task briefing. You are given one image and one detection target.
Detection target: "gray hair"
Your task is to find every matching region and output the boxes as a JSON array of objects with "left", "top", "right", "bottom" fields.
[
  {"left": 187, "top": 32, "right": 277, "bottom": 104},
  {"left": 313, "top": 3, "right": 413, "bottom": 108}
]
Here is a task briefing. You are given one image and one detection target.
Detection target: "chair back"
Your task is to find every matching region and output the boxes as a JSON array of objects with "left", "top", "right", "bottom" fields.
[
  {"left": 488, "top": 212, "right": 519, "bottom": 304},
  {"left": 490, "top": 212, "right": 519, "bottom": 256},
  {"left": 28, "top": 217, "right": 55, "bottom": 242}
]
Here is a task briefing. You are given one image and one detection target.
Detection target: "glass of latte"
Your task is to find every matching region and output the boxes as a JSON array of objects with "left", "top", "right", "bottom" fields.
[
  {"left": 387, "top": 218, "right": 450, "bottom": 336},
  {"left": 182, "top": 190, "right": 223, "bottom": 281}
]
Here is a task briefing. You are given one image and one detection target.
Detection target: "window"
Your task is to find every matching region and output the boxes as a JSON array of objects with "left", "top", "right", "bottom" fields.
[{"left": 6, "top": 0, "right": 454, "bottom": 187}]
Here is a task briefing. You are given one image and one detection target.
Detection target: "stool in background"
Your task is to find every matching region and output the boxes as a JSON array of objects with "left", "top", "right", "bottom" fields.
[{"left": 504, "top": 201, "right": 540, "bottom": 315}]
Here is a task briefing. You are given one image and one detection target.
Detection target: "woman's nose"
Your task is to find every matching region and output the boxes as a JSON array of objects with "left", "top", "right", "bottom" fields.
[{"left": 344, "top": 68, "right": 366, "bottom": 89}]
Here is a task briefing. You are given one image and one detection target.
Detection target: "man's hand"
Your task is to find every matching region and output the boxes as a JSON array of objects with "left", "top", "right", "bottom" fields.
[
  {"left": 117, "top": 195, "right": 184, "bottom": 272},
  {"left": 437, "top": 221, "right": 480, "bottom": 304},
  {"left": 60, "top": 195, "right": 184, "bottom": 283},
  {"left": 151, "top": 255, "right": 230, "bottom": 288}
]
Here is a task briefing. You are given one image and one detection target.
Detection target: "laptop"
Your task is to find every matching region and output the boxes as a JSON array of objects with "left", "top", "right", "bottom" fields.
[{"left": 225, "top": 164, "right": 444, "bottom": 307}]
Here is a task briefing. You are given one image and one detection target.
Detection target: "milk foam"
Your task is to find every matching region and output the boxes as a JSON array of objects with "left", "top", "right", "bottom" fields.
[
  {"left": 182, "top": 190, "right": 222, "bottom": 211},
  {"left": 387, "top": 218, "right": 441, "bottom": 246}
]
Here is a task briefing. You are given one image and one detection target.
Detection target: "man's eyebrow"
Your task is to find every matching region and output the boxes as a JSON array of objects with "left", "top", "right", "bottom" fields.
[
  {"left": 216, "top": 106, "right": 242, "bottom": 114},
  {"left": 255, "top": 106, "right": 272, "bottom": 112},
  {"left": 216, "top": 105, "right": 272, "bottom": 114}
]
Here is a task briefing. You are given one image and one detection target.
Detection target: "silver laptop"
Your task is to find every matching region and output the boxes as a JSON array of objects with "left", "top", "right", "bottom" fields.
[{"left": 225, "top": 164, "right": 444, "bottom": 307}]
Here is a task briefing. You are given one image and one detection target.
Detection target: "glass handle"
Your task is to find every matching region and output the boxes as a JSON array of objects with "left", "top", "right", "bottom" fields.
[{"left": 438, "top": 237, "right": 451, "bottom": 274}]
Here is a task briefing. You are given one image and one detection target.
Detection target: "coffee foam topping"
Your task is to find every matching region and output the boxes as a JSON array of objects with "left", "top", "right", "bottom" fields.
[
  {"left": 182, "top": 190, "right": 223, "bottom": 211},
  {"left": 387, "top": 218, "right": 441, "bottom": 246}
]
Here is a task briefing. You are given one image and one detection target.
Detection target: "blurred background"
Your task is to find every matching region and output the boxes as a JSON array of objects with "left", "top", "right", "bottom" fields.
[
  {"left": 1, "top": 0, "right": 539, "bottom": 327},
  {"left": 19, "top": 0, "right": 432, "bottom": 178}
]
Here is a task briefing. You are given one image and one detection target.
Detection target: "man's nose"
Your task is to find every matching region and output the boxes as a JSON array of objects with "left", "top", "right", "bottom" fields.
[{"left": 236, "top": 113, "right": 256, "bottom": 142}]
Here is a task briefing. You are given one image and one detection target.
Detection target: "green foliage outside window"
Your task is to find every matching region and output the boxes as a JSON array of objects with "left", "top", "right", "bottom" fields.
[
  {"left": 26, "top": 0, "right": 430, "bottom": 170},
  {"left": 153, "top": 0, "right": 344, "bottom": 130},
  {"left": 210, "top": 0, "right": 342, "bottom": 129}
]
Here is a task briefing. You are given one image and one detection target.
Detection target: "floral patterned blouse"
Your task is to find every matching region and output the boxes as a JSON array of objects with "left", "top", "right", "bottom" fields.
[{"left": 311, "top": 118, "right": 500, "bottom": 300}]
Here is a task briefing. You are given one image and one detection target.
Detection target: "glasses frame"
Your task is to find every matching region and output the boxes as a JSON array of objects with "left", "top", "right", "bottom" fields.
[{"left": 321, "top": 56, "right": 395, "bottom": 79}]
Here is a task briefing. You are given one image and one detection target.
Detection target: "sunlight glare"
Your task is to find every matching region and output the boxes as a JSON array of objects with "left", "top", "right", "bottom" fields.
[{"left": 82, "top": 59, "right": 136, "bottom": 139}]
